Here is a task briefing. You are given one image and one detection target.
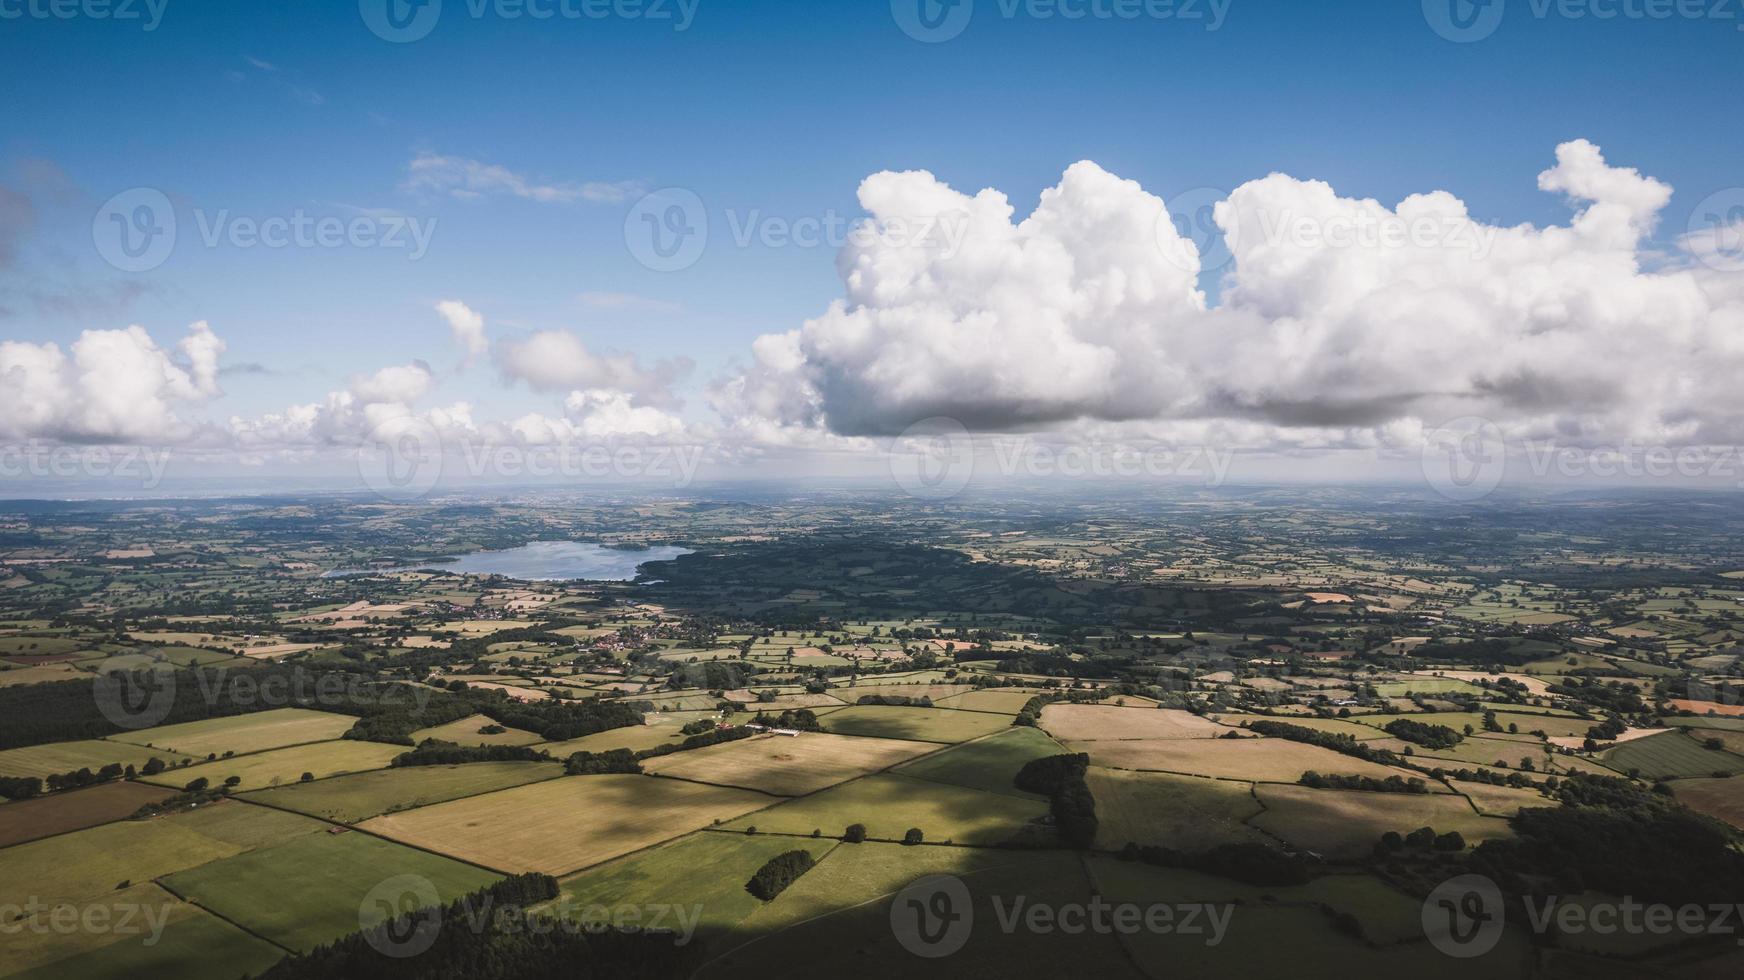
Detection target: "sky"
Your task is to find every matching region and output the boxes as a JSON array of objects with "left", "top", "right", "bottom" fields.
[{"left": 2, "top": 0, "right": 1743, "bottom": 495}]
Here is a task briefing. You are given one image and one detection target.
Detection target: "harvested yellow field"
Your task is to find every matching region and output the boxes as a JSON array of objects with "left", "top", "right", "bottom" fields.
[
  {"left": 1065, "top": 736, "right": 1434, "bottom": 785},
  {"left": 1041, "top": 704, "right": 1230, "bottom": 741},
  {"left": 641, "top": 732, "right": 938, "bottom": 795},
  {"left": 140, "top": 739, "right": 403, "bottom": 792},
  {"left": 359, "top": 774, "right": 771, "bottom": 875}
]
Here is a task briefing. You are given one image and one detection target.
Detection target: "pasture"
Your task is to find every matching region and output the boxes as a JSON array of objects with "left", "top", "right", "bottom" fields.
[
  {"left": 1066, "top": 735, "right": 1429, "bottom": 784},
  {"left": 719, "top": 772, "right": 1046, "bottom": 845},
  {"left": 10, "top": 903, "right": 284, "bottom": 980},
  {"left": 240, "top": 760, "right": 563, "bottom": 823},
  {"left": 409, "top": 713, "right": 545, "bottom": 747},
  {"left": 360, "top": 774, "right": 771, "bottom": 875},
  {"left": 0, "top": 780, "right": 174, "bottom": 848},
  {"left": 894, "top": 726, "right": 1062, "bottom": 798},
  {"left": 1087, "top": 768, "right": 1270, "bottom": 850},
  {"left": 554, "top": 832, "right": 838, "bottom": 938},
  {"left": 1040, "top": 703, "right": 1227, "bottom": 740},
  {"left": 640, "top": 732, "right": 937, "bottom": 796},
  {"left": 1671, "top": 776, "right": 1744, "bottom": 829},
  {"left": 162, "top": 828, "right": 499, "bottom": 952},
  {"left": 932, "top": 688, "right": 1047, "bottom": 713},
  {"left": 140, "top": 739, "right": 403, "bottom": 792},
  {"left": 1603, "top": 731, "right": 1744, "bottom": 779},
  {"left": 1249, "top": 785, "right": 1513, "bottom": 859},
  {"left": 109, "top": 708, "right": 357, "bottom": 757},
  {"left": 0, "top": 740, "right": 191, "bottom": 780},
  {"left": 817, "top": 705, "right": 1011, "bottom": 743},
  {"left": 537, "top": 725, "right": 687, "bottom": 756},
  {"left": 706, "top": 849, "right": 1133, "bottom": 979}
]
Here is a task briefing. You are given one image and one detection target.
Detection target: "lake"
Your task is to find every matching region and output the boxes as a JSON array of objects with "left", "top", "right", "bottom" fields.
[{"left": 327, "top": 542, "right": 692, "bottom": 582}]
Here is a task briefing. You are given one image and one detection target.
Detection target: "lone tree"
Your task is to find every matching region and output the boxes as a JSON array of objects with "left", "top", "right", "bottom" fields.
[
  {"left": 844, "top": 823, "right": 867, "bottom": 843},
  {"left": 903, "top": 828, "right": 924, "bottom": 845}
]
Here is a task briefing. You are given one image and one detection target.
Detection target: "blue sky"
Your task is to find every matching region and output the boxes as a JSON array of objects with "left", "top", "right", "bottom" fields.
[{"left": 2, "top": 0, "right": 1742, "bottom": 488}]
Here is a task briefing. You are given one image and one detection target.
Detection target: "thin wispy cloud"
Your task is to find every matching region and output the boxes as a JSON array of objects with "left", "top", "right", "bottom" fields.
[{"left": 401, "top": 152, "right": 642, "bottom": 205}]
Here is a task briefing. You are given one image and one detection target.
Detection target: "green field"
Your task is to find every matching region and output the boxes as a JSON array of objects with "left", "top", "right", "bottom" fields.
[
  {"left": 240, "top": 760, "right": 564, "bottom": 823},
  {"left": 1603, "top": 731, "right": 1744, "bottom": 779},
  {"left": 1087, "top": 768, "right": 1272, "bottom": 851},
  {"left": 109, "top": 708, "right": 358, "bottom": 757},
  {"left": 0, "top": 800, "right": 325, "bottom": 910},
  {"left": 162, "top": 828, "right": 500, "bottom": 951},
  {"left": 893, "top": 726, "right": 1061, "bottom": 798},
  {"left": 141, "top": 739, "right": 404, "bottom": 792},
  {"left": 4, "top": 886, "right": 284, "bottom": 980},
  {"left": 818, "top": 705, "right": 1012, "bottom": 743},
  {"left": 553, "top": 831, "right": 837, "bottom": 939}
]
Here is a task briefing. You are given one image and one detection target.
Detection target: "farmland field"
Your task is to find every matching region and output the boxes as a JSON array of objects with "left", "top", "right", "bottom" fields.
[
  {"left": 161, "top": 828, "right": 500, "bottom": 952},
  {"left": 0, "top": 739, "right": 192, "bottom": 779},
  {"left": 140, "top": 739, "right": 403, "bottom": 792},
  {"left": 1039, "top": 703, "right": 1227, "bottom": 740},
  {"left": 409, "top": 712, "right": 545, "bottom": 746},
  {"left": 9, "top": 902, "right": 285, "bottom": 980},
  {"left": 719, "top": 772, "right": 1046, "bottom": 845},
  {"left": 108, "top": 708, "right": 358, "bottom": 757},
  {"left": 1067, "top": 735, "right": 1430, "bottom": 784},
  {"left": 360, "top": 774, "right": 772, "bottom": 874},
  {"left": 1087, "top": 768, "right": 1270, "bottom": 850},
  {"left": 0, "top": 800, "right": 323, "bottom": 910},
  {"left": 240, "top": 760, "right": 564, "bottom": 822},
  {"left": 640, "top": 732, "right": 937, "bottom": 796},
  {"left": 0, "top": 780, "right": 175, "bottom": 848},
  {"left": 1671, "top": 776, "right": 1744, "bottom": 828},
  {"left": 1603, "top": 731, "right": 1744, "bottom": 779},
  {"left": 1249, "top": 785, "right": 1513, "bottom": 858},
  {"left": 894, "top": 725, "right": 1062, "bottom": 798},
  {"left": 537, "top": 724, "right": 688, "bottom": 756},
  {"left": 554, "top": 831, "right": 838, "bottom": 938},
  {"left": 818, "top": 705, "right": 1012, "bottom": 742}
]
